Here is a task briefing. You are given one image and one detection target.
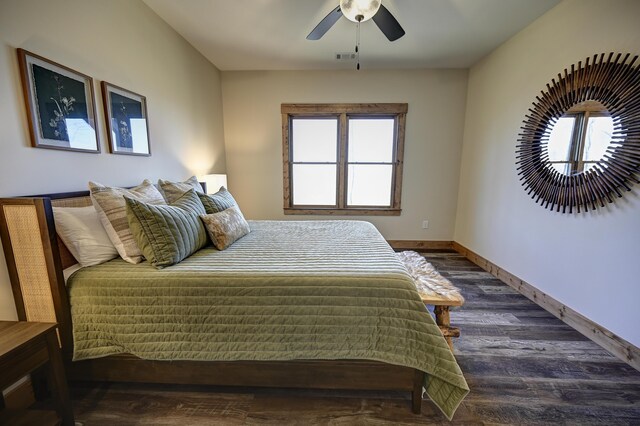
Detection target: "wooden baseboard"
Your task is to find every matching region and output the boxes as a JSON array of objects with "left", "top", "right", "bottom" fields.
[
  {"left": 387, "top": 240, "right": 453, "bottom": 251},
  {"left": 2, "top": 376, "right": 34, "bottom": 410},
  {"left": 452, "top": 242, "right": 640, "bottom": 371}
]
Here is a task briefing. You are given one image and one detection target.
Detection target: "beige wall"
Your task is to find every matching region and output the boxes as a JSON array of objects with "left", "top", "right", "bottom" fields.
[
  {"left": 455, "top": 0, "right": 640, "bottom": 346},
  {"left": 0, "top": 0, "right": 226, "bottom": 320},
  {"left": 221, "top": 70, "right": 468, "bottom": 240},
  {"left": 3, "top": 0, "right": 637, "bottom": 350}
]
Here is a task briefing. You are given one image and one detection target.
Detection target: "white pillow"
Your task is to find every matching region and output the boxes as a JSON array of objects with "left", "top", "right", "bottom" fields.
[{"left": 53, "top": 206, "right": 119, "bottom": 267}]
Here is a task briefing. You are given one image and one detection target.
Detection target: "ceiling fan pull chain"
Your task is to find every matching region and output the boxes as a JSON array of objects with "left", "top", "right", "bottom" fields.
[{"left": 356, "top": 19, "right": 361, "bottom": 70}]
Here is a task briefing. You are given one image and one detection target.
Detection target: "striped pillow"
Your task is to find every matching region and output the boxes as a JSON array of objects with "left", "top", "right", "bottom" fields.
[
  {"left": 125, "top": 189, "right": 208, "bottom": 268},
  {"left": 158, "top": 176, "right": 204, "bottom": 203},
  {"left": 89, "top": 180, "right": 166, "bottom": 264},
  {"left": 198, "top": 187, "right": 238, "bottom": 214}
]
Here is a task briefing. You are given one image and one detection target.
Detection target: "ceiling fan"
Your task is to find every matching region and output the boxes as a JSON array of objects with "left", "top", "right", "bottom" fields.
[{"left": 307, "top": 0, "right": 405, "bottom": 42}]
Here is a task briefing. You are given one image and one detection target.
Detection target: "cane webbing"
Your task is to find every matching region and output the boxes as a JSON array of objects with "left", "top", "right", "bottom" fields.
[
  {"left": 3, "top": 204, "right": 56, "bottom": 323},
  {"left": 52, "top": 196, "right": 92, "bottom": 208}
]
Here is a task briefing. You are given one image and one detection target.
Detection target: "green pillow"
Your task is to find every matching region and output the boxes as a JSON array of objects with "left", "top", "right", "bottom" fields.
[
  {"left": 198, "top": 186, "right": 238, "bottom": 214},
  {"left": 125, "top": 189, "right": 208, "bottom": 268}
]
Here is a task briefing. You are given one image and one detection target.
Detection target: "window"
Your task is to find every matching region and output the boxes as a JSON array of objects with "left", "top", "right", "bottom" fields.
[
  {"left": 282, "top": 103, "right": 407, "bottom": 215},
  {"left": 547, "top": 101, "right": 613, "bottom": 175}
]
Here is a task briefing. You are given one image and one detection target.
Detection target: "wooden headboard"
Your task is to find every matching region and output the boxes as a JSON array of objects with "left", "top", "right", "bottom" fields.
[{"left": 0, "top": 191, "right": 90, "bottom": 360}]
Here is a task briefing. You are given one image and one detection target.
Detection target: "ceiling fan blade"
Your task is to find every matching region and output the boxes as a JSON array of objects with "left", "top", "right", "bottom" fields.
[
  {"left": 372, "top": 4, "right": 405, "bottom": 41},
  {"left": 306, "top": 6, "right": 342, "bottom": 40}
]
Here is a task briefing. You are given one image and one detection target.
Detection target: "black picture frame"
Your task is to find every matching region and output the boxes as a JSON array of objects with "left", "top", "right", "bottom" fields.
[
  {"left": 17, "top": 48, "right": 100, "bottom": 153},
  {"left": 101, "top": 82, "right": 151, "bottom": 156}
]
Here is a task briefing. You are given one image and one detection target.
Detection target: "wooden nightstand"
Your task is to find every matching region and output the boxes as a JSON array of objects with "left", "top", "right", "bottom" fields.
[{"left": 0, "top": 321, "right": 74, "bottom": 425}]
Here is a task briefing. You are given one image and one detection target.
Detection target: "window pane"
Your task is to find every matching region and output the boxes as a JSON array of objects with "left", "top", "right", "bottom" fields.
[
  {"left": 292, "top": 164, "right": 337, "bottom": 206},
  {"left": 547, "top": 117, "right": 575, "bottom": 162},
  {"left": 347, "top": 164, "right": 393, "bottom": 207},
  {"left": 583, "top": 116, "right": 613, "bottom": 161},
  {"left": 292, "top": 118, "right": 337, "bottom": 162},
  {"left": 348, "top": 118, "right": 394, "bottom": 162}
]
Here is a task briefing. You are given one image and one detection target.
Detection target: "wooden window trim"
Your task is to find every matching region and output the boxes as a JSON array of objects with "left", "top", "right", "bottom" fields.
[
  {"left": 282, "top": 103, "right": 407, "bottom": 216},
  {"left": 281, "top": 103, "right": 408, "bottom": 115}
]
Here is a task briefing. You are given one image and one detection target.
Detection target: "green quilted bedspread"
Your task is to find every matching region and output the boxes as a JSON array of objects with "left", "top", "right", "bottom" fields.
[{"left": 67, "top": 220, "right": 469, "bottom": 419}]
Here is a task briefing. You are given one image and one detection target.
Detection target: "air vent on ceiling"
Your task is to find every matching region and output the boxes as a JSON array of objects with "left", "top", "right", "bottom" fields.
[{"left": 335, "top": 52, "right": 356, "bottom": 61}]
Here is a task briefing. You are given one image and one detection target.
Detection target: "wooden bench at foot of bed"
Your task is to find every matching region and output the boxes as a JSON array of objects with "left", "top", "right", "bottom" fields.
[
  {"left": 397, "top": 251, "right": 465, "bottom": 351},
  {"left": 421, "top": 297, "right": 463, "bottom": 351}
]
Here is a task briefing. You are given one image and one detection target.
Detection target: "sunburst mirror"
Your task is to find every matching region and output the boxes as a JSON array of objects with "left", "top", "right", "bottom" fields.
[{"left": 516, "top": 53, "right": 640, "bottom": 213}]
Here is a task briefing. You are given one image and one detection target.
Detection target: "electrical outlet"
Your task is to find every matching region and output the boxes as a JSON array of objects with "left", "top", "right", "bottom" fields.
[{"left": 422, "top": 220, "right": 429, "bottom": 229}]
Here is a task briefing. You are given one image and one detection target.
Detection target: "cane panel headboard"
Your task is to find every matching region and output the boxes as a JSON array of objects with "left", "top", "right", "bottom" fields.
[
  {"left": 0, "top": 183, "right": 206, "bottom": 360},
  {"left": 0, "top": 191, "right": 92, "bottom": 359}
]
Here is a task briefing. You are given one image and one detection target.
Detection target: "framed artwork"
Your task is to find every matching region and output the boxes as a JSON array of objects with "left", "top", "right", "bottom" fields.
[
  {"left": 17, "top": 48, "right": 100, "bottom": 153},
  {"left": 101, "top": 82, "right": 151, "bottom": 156}
]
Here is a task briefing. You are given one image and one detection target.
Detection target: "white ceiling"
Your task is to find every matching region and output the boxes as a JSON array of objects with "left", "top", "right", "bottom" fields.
[{"left": 143, "top": 0, "right": 560, "bottom": 70}]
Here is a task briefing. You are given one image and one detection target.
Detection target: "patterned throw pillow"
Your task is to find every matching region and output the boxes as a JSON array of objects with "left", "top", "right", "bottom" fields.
[
  {"left": 125, "top": 189, "right": 208, "bottom": 268},
  {"left": 200, "top": 205, "right": 250, "bottom": 250},
  {"left": 198, "top": 187, "right": 238, "bottom": 214},
  {"left": 158, "top": 176, "right": 204, "bottom": 203},
  {"left": 89, "top": 179, "right": 166, "bottom": 264}
]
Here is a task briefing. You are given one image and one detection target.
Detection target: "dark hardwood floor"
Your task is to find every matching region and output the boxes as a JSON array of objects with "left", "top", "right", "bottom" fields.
[{"left": 68, "top": 251, "right": 640, "bottom": 425}]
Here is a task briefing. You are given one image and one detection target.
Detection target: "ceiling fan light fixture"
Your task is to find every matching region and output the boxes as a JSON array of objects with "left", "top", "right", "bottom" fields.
[{"left": 339, "top": 0, "right": 381, "bottom": 23}]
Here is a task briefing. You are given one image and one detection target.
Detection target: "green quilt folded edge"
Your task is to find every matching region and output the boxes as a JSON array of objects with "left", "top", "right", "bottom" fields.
[{"left": 424, "top": 374, "right": 470, "bottom": 421}]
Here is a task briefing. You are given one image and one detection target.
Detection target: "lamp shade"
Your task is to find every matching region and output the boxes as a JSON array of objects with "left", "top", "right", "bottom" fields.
[
  {"left": 339, "top": 0, "right": 381, "bottom": 22},
  {"left": 199, "top": 174, "right": 228, "bottom": 194}
]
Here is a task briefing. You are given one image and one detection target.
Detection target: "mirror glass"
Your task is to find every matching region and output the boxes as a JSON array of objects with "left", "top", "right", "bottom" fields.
[{"left": 546, "top": 100, "right": 614, "bottom": 175}]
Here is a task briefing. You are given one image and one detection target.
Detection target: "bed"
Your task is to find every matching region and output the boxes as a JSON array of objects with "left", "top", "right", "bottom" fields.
[{"left": 0, "top": 189, "right": 468, "bottom": 419}]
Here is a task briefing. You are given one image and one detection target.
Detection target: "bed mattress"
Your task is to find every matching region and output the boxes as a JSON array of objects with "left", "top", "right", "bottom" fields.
[{"left": 67, "top": 220, "right": 469, "bottom": 418}]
